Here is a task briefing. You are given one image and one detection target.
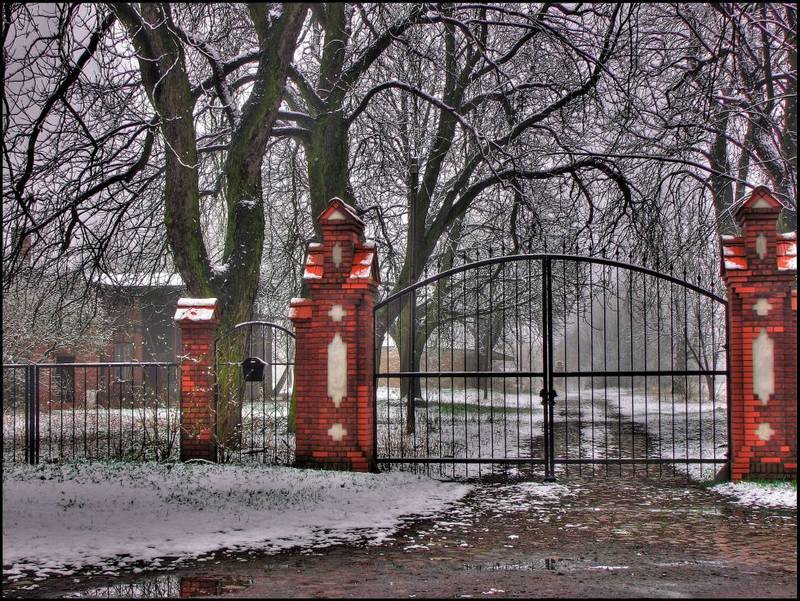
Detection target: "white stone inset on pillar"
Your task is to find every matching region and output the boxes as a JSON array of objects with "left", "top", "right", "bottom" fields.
[
  {"left": 752, "top": 298, "right": 773, "bottom": 316},
  {"left": 332, "top": 242, "right": 343, "bottom": 267},
  {"left": 328, "top": 422, "right": 347, "bottom": 442},
  {"left": 755, "top": 233, "right": 767, "bottom": 259},
  {"left": 328, "top": 304, "right": 346, "bottom": 322},
  {"left": 754, "top": 422, "right": 774, "bottom": 442},
  {"left": 327, "top": 332, "right": 347, "bottom": 408},
  {"left": 752, "top": 327, "right": 774, "bottom": 405}
]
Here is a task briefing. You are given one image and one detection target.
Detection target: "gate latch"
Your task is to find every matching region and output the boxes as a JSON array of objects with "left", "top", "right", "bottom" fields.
[{"left": 539, "top": 388, "right": 558, "bottom": 406}]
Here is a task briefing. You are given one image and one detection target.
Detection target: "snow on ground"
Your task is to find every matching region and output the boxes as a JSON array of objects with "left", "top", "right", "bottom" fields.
[
  {"left": 711, "top": 481, "right": 797, "bottom": 508},
  {"left": 2, "top": 461, "right": 471, "bottom": 580}
]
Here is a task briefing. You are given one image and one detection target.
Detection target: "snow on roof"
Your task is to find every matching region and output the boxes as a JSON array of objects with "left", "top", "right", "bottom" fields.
[
  {"left": 724, "top": 257, "right": 746, "bottom": 270},
  {"left": 177, "top": 298, "right": 217, "bottom": 307},
  {"left": 320, "top": 197, "right": 364, "bottom": 225},
  {"left": 174, "top": 298, "right": 218, "bottom": 322},
  {"left": 94, "top": 271, "right": 184, "bottom": 289}
]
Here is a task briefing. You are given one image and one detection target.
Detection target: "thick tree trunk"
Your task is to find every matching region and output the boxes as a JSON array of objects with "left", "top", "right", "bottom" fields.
[{"left": 114, "top": 3, "right": 308, "bottom": 452}]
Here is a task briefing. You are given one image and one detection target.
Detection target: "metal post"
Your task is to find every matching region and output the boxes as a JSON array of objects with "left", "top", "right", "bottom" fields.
[
  {"left": 540, "top": 257, "right": 553, "bottom": 480},
  {"left": 25, "top": 364, "right": 39, "bottom": 464},
  {"left": 544, "top": 257, "right": 556, "bottom": 481}
]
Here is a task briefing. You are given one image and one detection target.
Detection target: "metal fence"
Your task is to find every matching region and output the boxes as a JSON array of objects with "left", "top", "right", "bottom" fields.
[{"left": 2, "top": 362, "right": 180, "bottom": 463}]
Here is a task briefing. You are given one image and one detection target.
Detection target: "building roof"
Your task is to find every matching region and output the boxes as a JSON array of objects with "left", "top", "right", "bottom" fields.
[{"left": 93, "top": 272, "right": 185, "bottom": 289}]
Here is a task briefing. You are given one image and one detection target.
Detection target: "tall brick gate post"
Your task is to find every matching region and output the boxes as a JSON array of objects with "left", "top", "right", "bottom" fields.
[
  {"left": 289, "top": 198, "right": 379, "bottom": 471},
  {"left": 174, "top": 298, "right": 219, "bottom": 462},
  {"left": 721, "top": 187, "right": 797, "bottom": 480}
]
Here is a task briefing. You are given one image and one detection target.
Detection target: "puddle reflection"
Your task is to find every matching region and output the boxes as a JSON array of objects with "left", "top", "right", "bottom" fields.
[{"left": 62, "top": 576, "right": 252, "bottom": 598}]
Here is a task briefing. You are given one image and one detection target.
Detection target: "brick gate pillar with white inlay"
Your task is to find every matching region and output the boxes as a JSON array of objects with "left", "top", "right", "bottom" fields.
[
  {"left": 174, "top": 298, "right": 220, "bottom": 462},
  {"left": 721, "top": 187, "right": 797, "bottom": 481},
  {"left": 289, "top": 198, "right": 379, "bottom": 471}
]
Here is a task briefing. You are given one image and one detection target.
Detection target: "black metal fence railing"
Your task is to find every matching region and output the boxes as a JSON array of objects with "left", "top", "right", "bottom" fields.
[{"left": 2, "top": 362, "right": 180, "bottom": 464}]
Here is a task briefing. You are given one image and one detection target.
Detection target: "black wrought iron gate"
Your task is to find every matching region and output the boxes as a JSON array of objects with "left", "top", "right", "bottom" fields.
[
  {"left": 373, "top": 254, "right": 729, "bottom": 480},
  {"left": 215, "top": 321, "right": 296, "bottom": 464}
]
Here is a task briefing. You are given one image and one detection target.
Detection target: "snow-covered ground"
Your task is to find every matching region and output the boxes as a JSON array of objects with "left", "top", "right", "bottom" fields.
[
  {"left": 2, "top": 461, "right": 470, "bottom": 581},
  {"left": 711, "top": 481, "right": 797, "bottom": 508},
  {"left": 376, "top": 384, "right": 728, "bottom": 481}
]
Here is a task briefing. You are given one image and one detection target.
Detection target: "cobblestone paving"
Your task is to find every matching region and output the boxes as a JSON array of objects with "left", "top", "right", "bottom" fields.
[{"left": 5, "top": 477, "right": 796, "bottom": 598}]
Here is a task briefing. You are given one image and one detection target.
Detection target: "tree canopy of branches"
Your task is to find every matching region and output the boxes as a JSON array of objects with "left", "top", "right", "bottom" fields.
[{"left": 3, "top": 3, "right": 796, "bottom": 441}]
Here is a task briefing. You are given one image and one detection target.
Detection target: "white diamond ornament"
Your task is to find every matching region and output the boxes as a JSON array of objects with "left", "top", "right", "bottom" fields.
[
  {"left": 328, "top": 304, "right": 346, "bottom": 322},
  {"left": 328, "top": 422, "right": 347, "bottom": 442},
  {"left": 754, "top": 422, "right": 774, "bottom": 442},
  {"left": 752, "top": 298, "right": 773, "bottom": 316}
]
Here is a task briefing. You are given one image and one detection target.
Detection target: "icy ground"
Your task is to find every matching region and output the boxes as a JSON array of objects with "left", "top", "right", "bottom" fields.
[
  {"left": 711, "top": 480, "right": 797, "bottom": 508},
  {"left": 1, "top": 461, "right": 470, "bottom": 581}
]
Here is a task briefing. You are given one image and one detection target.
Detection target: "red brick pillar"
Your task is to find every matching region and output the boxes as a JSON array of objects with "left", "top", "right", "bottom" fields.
[
  {"left": 289, "top": 198, "right": 379, "bottom": 472},
  {"left": 721, "top": 187, "right": 797, "bottom": 481},
  {"left": 174, "top": 298, "right": 219, "bottom": 462}
]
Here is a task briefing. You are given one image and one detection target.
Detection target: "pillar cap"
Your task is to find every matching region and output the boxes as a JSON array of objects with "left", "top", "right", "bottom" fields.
[
  {"left": 735, "top": 186, "right": 781, "bottom": 225},
  {"left": 318, "top": 197, "right": 364, "bottom": 226},
  {"left": 174, "top": 298, "right": 219, "bottom": 322}
]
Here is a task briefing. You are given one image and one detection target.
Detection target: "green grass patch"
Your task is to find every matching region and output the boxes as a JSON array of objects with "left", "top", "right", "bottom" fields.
[{"left": 741, "top": 478, "right": 797, "bottom": 489}]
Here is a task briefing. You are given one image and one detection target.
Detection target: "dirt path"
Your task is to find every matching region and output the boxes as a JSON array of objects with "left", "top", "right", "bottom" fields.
[{"left": 6, "top": 477, "right": 795, "bottom": 599}]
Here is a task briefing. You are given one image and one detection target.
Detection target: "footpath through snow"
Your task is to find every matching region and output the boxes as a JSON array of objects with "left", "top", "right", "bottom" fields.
[{"left": 2, "top": 461, "right": 470, "bottom": 580}]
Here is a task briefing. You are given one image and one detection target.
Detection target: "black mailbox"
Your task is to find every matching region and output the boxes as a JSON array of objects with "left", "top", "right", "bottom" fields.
[{"left": 241, "top": 357, "right": 267, "bottom": 382}]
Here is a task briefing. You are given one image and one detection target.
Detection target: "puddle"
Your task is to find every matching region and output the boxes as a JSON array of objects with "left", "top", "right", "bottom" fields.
[
  {"left": 56, "top": 575, "right": 252, "bottom": 598},
  {"left": 463, "top": 557, "right": 571, "bottom": 571}
]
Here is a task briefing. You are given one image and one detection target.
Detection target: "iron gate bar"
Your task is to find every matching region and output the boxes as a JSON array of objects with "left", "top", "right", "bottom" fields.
[
  {"left": 372, "top": 457, "right": 728, "bottom": 464},
  {"left": 379, "top": 371, "right": 546, "bottom": 378},
  {"left": 551, "top": 370, "right": 727, "bottom": 377},
  {"left": 377, "top": 458, "right": 548, "bottom": 464}
]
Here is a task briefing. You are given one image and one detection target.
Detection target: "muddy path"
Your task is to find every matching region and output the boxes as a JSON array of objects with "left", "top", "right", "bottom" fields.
[{"left": 6, "top": 476, "right": 795, "bottom": 599}]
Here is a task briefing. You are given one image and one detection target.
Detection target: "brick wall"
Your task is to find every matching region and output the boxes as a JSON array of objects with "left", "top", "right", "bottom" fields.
[
  {"left": 289, "top": 198, "right": 379, "bottom": 472},
  {"left": 721, "top": 187, "right": 797, "bottom": 480}
]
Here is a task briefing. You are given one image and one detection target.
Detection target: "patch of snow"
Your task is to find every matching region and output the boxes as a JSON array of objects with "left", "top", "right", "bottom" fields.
[
  {"left": 711, "top": 481, "right": 796, "bottom": 508},
  {"left": 2, "top": 462, "right": 470, "bottom": 578},
  {"left": 93, "top": 272, "right": 184, "bottom": 288},
  {"left": 350, "top": 264, "right": 373, "bottom": 279},
  {"left": 174, "top": 307, "right": 216, "bottom": 321},
  {"left": 176, "top": 298, "right": 217, "bottom": 307}
]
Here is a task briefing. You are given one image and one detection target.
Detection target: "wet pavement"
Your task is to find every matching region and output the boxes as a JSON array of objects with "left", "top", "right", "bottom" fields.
[{"left": 3, "top": 476, "right": 796, "bottom": 598}]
